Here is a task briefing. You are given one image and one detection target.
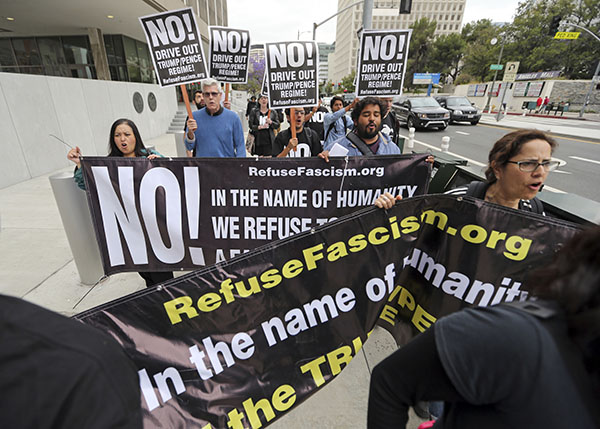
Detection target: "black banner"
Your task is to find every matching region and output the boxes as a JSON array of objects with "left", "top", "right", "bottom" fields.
[
  {"left": 265, "top": 41, "right": 319, "bottom": 108},
  {"left": 76, "top": 195, "right": 579, "bottom": 428},
  {"left": 356, "top": 30, "right": 411, "bottom": 97},
  {"left": 139, "top": 7, "right": 207, "bottom": 87},
  {"left": 81, "top": 155, "right": 430, "bottom": 274},
  {"left": 209, "top": 26, "right": 250, "bottom": 83}
]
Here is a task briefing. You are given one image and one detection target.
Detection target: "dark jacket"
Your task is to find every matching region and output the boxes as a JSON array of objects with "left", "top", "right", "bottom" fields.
[{"left": 249, "top": 109, "right": 280, "bottom": 148}]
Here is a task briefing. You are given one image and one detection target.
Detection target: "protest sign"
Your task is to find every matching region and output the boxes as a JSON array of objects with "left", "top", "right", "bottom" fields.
[
  {"left": 264, "top": 41, "right": 319, "bottom": 108},
  {"left": 356, "top": 30, "right": 411, "bottom": 97},
  {"left": 81, "top": 155, "right": 430, "bottom": 274},
  {"left": 76, "top": 195, "right": 579, "bottom": 428},
  {"left": 139, "top": 7, "right": 207, "bottom": 87},
  {"left": 209, "top": 26, "right": 250, "bottom": 83}
]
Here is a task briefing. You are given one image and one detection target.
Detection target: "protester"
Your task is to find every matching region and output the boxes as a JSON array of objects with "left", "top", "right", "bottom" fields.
[
  {"left": 320, "top": 97, "right": 401, "bottom": 159},
  {"left": 542, "top": 96, "right": 550, "bottom": 113},
  {"left": 367, "top": 226, "right": 600, "bottom": 428},
  {"left": 67, "top": 118, "right": 174, "bottom": 287},
  {"left": 273, "top": 108, "right": 321, "bottom": 158},
  {"left": 322, "top": 95, "right": 356, "bottom": 148},
  {"left": 248, "top": 94, "right": 280, "bottom": 156},
  {"left": 536, "top": 96, "right": 543, "bottom": 112},
  {"left": 193, "top": 89, "right": 205, "bottom": 110},
  {"left": 380, "top": 97, "right": 400, "bottom": 146},
  {"left": 184, "top": 90, "right": 206, "bottom": 157},
  {"left": 304, "top": 98, "right": 329, "bottom": 146},
  {"left": 445, "top": 129, "right": 559, "bottom": 213},
  {"left": 185, "top": 78, "right": 246, "bottom": 158},
  {"left": 0, "top": 294, "right": 143, "bottom": 428},
  {"left": 245, "top": 95, "right": 258, "bottom": 120}
]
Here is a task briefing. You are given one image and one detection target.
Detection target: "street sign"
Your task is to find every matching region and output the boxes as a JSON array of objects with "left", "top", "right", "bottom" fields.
[
  {"left": 554, "top": 32, "right": 580, "bottom": 40},
  {"left": 413, "top": 72, "right": 440, "bottom": 84},
  {"left": 490, "top": 64, "right": 503, "bottom": 71},
  {"left": 503, "top": 61, "right": 520, "bottom": 83}
]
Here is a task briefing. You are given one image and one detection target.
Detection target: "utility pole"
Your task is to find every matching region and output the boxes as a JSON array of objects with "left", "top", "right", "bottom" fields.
[{"left": 484, "top": 35, "right": 505, "bottom": 113}]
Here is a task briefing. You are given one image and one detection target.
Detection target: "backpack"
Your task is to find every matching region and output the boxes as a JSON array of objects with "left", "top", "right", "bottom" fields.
[
  {"left": 466, "top": 181, "right": 544, "bottom": 214},
  {"left": 325, "top": 115, "right": 348, "bottom": 142}
]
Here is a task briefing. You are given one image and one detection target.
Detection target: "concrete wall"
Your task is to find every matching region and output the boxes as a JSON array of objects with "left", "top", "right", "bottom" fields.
[
  {"left": 455, "top": 79, "right": 599, "bottom": 113},
  {"left": 0, "top": 72, "right": 177, "bottom": 189}
]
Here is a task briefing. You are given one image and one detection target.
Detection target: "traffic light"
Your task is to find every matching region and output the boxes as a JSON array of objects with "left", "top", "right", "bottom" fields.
[
  {"left": 548, "top": 16, "right": 561, "bottom": 36},
  {"left": 399, "top": 0, "right": 412, "bottom": 14}
]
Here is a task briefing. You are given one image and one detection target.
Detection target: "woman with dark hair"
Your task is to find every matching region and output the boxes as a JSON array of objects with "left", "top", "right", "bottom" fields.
[
  {"left": 376, "top": 129, "right": 560, "bottom": 213},
  {"left": 67, "top": 118, "right": 173, "bottom": 287},
  {"left": 367, "top": 226, "right": 600, "bottom": 428},
  {"left": 446, "top": 129, "right": 560, "bottom": 213}
]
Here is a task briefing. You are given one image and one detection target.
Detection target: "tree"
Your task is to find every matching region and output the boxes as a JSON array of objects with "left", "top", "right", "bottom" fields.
[
  {"left": 339, "top": 70, "right": 356, "bottom": 93},
  {"left": 504, "top": 0, "right": 600, "bottom": 79},
  {"left": 460, "top": 19, "right": 504, "bottom": 82},
  {"left": 428, "top": 33, "right": 467, "bottom": 83},
  {"left": 406, "top": 18, "right": 437, "bottom": 88},
  {"left": 232, "top": 51, "right": 265, "bottom": 95}
]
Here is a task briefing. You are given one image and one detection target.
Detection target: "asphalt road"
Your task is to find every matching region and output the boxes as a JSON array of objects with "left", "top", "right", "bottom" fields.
[{"left": 400, "top": 122, "right": 600, "bottom": 203}]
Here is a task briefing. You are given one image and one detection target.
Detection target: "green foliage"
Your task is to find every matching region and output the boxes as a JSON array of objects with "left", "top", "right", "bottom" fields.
[
  {"left": 428, "top": 33, "right": 467, "bottom": 82},
  {"left": 406, "top": 18, "right": 437, "bottom": 87},
  {"left": 340, "top": 70, "right": 356, "bottom": 93},
  {"left": 460, "top": 19, "right": 504, "bottom": 82}
]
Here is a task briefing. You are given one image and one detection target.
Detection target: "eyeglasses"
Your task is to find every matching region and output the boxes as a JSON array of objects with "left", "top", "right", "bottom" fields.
[
  {"left": 202, "top": 91, "right": 220, "bottom": 98},
  {"left": 506, "top": 160, "right": 560, "bottom": 172}
]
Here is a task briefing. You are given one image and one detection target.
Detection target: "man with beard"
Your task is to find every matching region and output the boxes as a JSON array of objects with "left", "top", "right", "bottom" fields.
[
  {"left": 273, "top": 108, "right": 322, "bottom": 158},
  {"left": 185, "top": 78, "right": 246, "bottom": 157},
  {"left": 184, "top": 90, "right": 206, "bottom": 157},
  {"left": 320, "top": 97, "right": 401, "bottom": 159}
]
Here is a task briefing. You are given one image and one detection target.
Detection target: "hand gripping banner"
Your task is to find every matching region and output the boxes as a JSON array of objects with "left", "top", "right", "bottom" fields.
[{"left": 76, "top": 195, "right": 579, "bottom": 428}]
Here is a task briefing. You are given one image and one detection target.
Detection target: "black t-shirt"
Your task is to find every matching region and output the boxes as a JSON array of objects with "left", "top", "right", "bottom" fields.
[
  {"left": 305, "top": 106, "right": 329, "bottom": 144},
  {"left": 272, "top": 127, "right": 322, "bottom": 157},
  {"left": 380, "top": 111, "right": 397, "bottom": 144},
  {"left": 0, "top": 295, "right": 142, "bottom": 429}
]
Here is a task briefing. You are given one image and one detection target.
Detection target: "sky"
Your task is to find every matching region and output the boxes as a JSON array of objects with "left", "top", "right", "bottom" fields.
[{"left": 227, "top": 0, "right": 523, "bottom": 45}]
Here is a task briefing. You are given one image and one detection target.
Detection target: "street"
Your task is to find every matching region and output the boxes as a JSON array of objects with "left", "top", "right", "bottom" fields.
[{"left": 401, "top": 118, "right": 600, "bottom": 203}]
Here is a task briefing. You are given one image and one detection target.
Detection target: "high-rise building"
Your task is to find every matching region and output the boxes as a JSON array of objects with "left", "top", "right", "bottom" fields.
[
  {"left": 318, "top": 43, "right": 335, "bottom": 84},
  {"left": 329, "top": 0, "right": 466, "bottom": 83}
]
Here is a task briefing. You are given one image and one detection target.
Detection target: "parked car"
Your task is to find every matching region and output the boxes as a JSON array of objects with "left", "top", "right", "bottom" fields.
[
  {"left": 434, "top": 95, "right": 481, "bottom": 125},
  {"left": 392, "top": 96, "right": 450, "bottom": 130}
]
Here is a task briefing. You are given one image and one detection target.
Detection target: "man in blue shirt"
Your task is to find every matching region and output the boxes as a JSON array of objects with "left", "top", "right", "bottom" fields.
[
  {"left": 322, "top": 96, "right": 357, "bottom": 149},
  {"left": 185, "top": 78, "right": 246, "bottom": 158},
  {"left": 320, "top": 97, "right": 401, "bottom": 159}
]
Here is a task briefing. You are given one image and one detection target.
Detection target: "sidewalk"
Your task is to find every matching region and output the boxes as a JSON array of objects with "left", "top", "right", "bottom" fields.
[
  {"left": 0, "top": 132, "right": 426, "bottom": 428},
  {"left": 479, "top": 112, "right": 600, "bottom": 140}
]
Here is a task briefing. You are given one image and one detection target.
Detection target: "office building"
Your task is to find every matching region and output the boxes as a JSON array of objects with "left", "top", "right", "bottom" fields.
[{"left": 329, "top": 0, "right": 466, "bottom": 82}]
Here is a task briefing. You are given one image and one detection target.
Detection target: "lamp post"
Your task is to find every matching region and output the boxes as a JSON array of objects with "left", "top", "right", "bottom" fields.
[{"left": 483, "top": 34, "right": 505, "bottom": 114}]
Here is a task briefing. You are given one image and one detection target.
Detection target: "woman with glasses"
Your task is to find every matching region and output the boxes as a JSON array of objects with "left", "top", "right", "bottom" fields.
[
  {"left": 445, "top": 129, "right": 559, "bottom": 214},
  {"left": 375, "top": 129, "right": 559, "bottom": 215}
]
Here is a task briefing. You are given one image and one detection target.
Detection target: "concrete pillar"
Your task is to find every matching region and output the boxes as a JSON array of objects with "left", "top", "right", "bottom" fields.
[{"left": 87, "top": 27, "right": 111, "bottom": 81}]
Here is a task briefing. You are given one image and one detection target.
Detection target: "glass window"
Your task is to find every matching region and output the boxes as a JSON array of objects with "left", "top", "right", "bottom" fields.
[
  {"left": 37, "top": 37, "right": 67, "bottom": 68},
  {"left": 109, "top": 65, "right": 129, "bottom": 81},
  {"left": 123, "top": 36, "right": 139, "bottom": 67},
  {"left": 127, "top": 65, "right": 141, "bottom": 82},
  {"left": 18, "top": 66, "right": 44, "bottom": 75},
  {"left": 0, "top": 38, "right": 17, "bottom": 69},
  {"left": 136, "top": 40, "right": 150, "bottom": 71},
  {"left": 11, "top": 38, "right": 42, "bottom": 66},
  {"left": 62, "top": 36, "right": 93, "bottom": 64}
]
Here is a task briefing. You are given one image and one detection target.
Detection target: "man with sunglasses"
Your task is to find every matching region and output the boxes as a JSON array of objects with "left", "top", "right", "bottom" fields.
[{"left": 185, "top": 78, "right": 246, "bottom": 158}]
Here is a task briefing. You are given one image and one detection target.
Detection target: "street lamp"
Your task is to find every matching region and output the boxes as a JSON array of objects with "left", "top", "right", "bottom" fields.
[
  {"left": 297, "top": 30, "right": 311, "bottom": 40},
  {"left": 483, "top": 34, "right": 506, "bottom": 114}
]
